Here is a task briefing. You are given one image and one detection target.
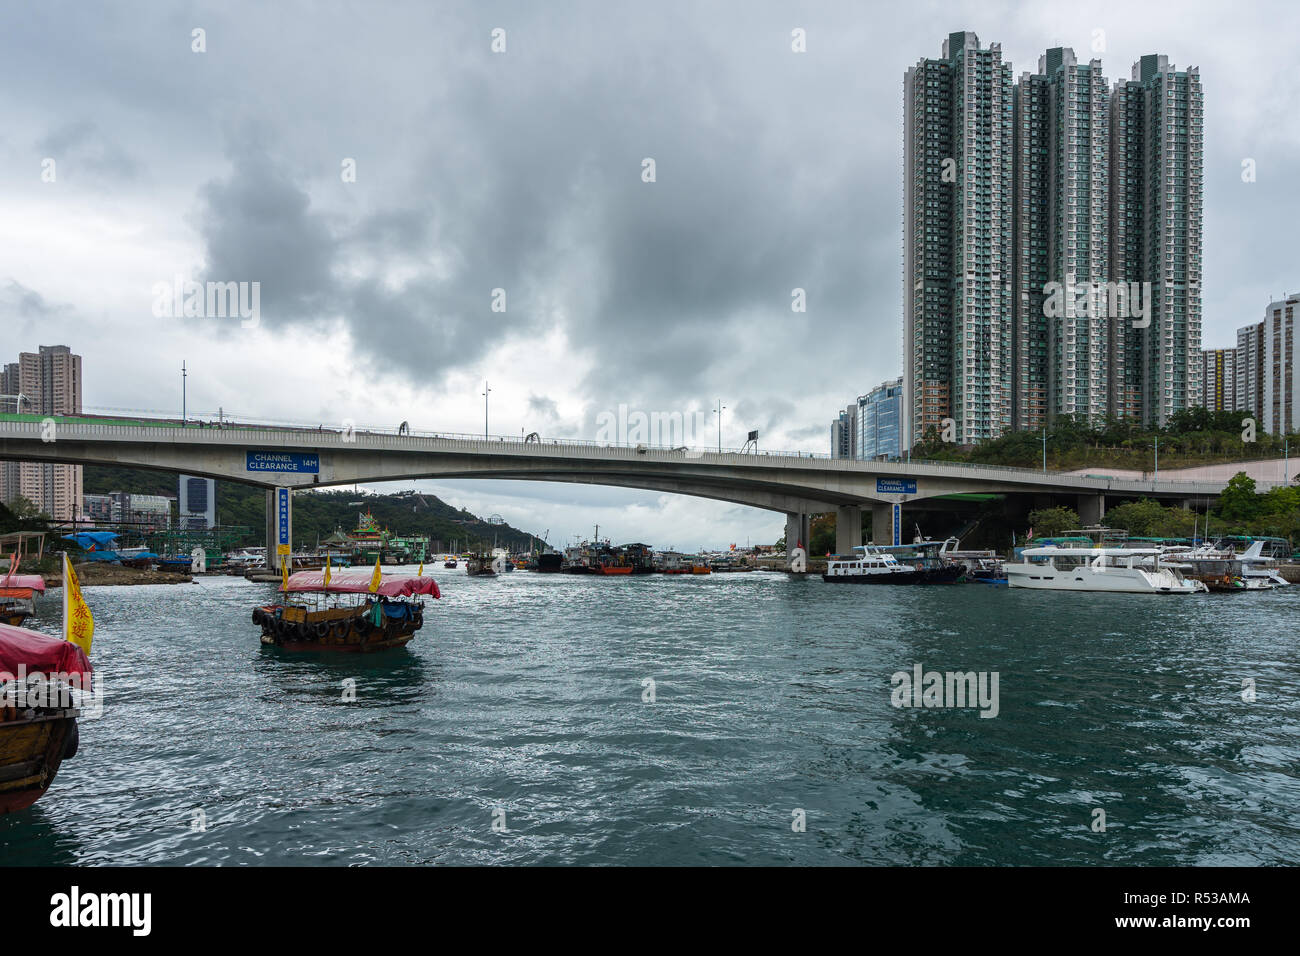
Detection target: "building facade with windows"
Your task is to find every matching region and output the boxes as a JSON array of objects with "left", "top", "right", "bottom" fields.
[{"left": 0, "top": 345, "right": 83, "bottom": 521}]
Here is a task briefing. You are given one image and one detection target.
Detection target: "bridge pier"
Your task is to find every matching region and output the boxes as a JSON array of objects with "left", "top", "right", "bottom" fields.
[
  {"left": 835, "top": 505, "right": 862, "bottom": 555},
  {"left": 1077, "top": 493, "right": 1106, "bottom": 526},
  {"left": 871, "top": 503, "right": 900, "bottom": 546},
  {"left": 785, "top": 512, "right": 810, "bottom": 568},
  {"left": 265, "top": 488, "right": 293, "bottom": 572}
]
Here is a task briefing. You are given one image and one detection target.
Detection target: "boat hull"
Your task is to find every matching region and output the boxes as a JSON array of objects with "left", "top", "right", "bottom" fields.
[
  {"left": 254, "top": 603, "right": 424, "bottom": 652},
  {"left": 822, "top": 565, "right": 964, "bottom": 585},
  {"left": 1005, "top": 566, "right": 1202, "bottom": 593},
  {"left": 0, "top": 713, "right": 77, "bottom": 815}
]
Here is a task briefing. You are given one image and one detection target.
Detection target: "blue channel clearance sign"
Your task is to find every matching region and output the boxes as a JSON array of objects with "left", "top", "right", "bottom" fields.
[
  {"left": 893, "top": 504, "right": 901, "bottom": 546},
  {"left": 247, "top": 451, "right": 319, "bottom": 474},
  {"left": 277, "top": 488, "right": 291, "bottom": 549},
  {"left": 876, "top": 478, "right": 917, "bottom": 495}
]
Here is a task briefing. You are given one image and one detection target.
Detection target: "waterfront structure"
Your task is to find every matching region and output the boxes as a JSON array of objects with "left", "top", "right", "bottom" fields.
[
  {"left": 857, "top": 378, "right": 903, "bottom": 460},
  {"left": 1200, "top": 348, "right": 1239, "bottom": 413},
  {"left": 108, "top": 492, "right": 173, "bottom": 531},
  {"left": 831, "top": 404, "right": 857, "bottom": 459},
  {"left": 903, "top": 31, "right": 1014, "bottom": 446},
  {"left": 178, "top": 475, "right": 216, "bottom": 530},
  {"left": 905, "top": 36, "right": 1203, "bottom": 443},
  {"left": 0, "top": 346, "right": 83, "bottom": 521},
  {"left": 1263, "top": 293, "right": 1300, "bottom": 436}
]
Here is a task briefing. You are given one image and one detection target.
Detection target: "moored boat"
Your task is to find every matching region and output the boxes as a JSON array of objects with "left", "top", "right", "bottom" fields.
[
  {"left": 0, "top": 575, "right": 46, "bottom": 627},
  {"left": 1006, "top": 546, "right": 1207, "bottom": 594},
  {"left": 253, "top": 569, "right": 440, "bottom": 651},
  {"left": 1, "top": 557, "right": 95, "bottom": 815}
]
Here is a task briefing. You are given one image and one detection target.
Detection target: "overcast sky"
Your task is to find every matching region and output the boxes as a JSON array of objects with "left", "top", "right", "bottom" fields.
[{"left": 3, "top": 1, "right": 1298, "bottom": 549}]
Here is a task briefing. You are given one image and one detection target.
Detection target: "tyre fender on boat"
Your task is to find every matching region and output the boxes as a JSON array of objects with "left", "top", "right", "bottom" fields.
[
  {"left": 63, "top": 720, "right": 79, "bottom": 760},
  {"left": 313, "top": 621, "right": 330, "bottom": 639}
]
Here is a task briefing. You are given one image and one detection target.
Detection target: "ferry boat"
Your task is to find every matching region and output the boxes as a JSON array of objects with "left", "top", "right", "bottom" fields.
[
  {"left": 253, "top": 569, "right": 439, "bottom": 651},
  {"left": 0, "top": 574, "right": 45, "bottom": 626},
  {"left": 822, "top": 546, "right": 963, "bottom": 584},
  {"left": 1006, "top": 546, "right": 1207, "bottom": 594}
]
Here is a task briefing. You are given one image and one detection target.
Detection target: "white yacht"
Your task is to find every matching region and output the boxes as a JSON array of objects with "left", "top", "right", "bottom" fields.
[
  {"left": 1236, "top": 540, "right": 1290, "bottom": 588},
  {"left": 1006, "top": 546, "right": 1208, "bottom": 594}
]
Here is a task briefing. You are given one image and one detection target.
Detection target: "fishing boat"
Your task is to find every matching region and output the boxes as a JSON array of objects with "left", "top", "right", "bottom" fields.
[
  {"left": 253, "top": 569, "right": 440, "bottom": 651},
  {"left": 465, "top": 553, "right": 497, "bottom": 577},
  {"left": 1006, "top": 546, "right": 1207, "bottom": 594},
  {"left": 0, "top": 575, "right": 46, "bottom": 627}
]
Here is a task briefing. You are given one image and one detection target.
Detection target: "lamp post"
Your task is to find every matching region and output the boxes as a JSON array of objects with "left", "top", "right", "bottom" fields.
[
  {"left": 714, "top": 399, "right": 725, "bottom": 453},
  {"left": 181, "top": 360, "right": 187, "bottom": 427},
  {"left": 1041, "top": 428, "right": 1047, "bottom": 474},
  {"left": 1154, "top": 435, "right": 1159, "bottom": 484},
  {"left": 482, "top": 380, "right": 491, "bottom": 438}
]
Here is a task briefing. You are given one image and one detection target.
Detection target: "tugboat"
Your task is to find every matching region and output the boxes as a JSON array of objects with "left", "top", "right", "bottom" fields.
[
  {"left": 0, "top": 574, "right": 45, "bottom": 627},
  {"left": 253, "top": 565, "right": 439, "bottom": 651}
]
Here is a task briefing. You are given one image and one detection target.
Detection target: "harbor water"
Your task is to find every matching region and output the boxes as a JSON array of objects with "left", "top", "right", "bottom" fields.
[{"left": 2, "top": 570, "right": 1297, "bottom": 865}]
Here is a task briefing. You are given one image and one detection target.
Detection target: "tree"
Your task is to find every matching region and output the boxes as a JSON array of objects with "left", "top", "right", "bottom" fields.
[
  {"left": 1026, "top": 506, "right": 1080, "bottom": 539},
  {"left": 1216, "top": 472, "right": 1260, "bottom": 523}
]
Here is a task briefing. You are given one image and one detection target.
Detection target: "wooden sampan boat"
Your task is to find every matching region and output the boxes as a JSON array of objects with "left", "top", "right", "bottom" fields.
[
  {"left": 0, "top": 623, "right": 91, "bottom": 815},
  {"left": 0, "top": 575, "right": 46, "bottom": 627},
  {"left": 254, "top": 569, "right": 440, "bottom": 652}
]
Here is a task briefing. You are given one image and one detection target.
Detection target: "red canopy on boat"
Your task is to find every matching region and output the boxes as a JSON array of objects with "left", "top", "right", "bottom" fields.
[
  {"left": 0, "top": 574, "right": 46, "bottom": 597},
  {"left": 0, "top": 623, "right": 93, "bottom": 682},
  {"left": 282, "top": 570, "right": 441, "bottom": 599}
]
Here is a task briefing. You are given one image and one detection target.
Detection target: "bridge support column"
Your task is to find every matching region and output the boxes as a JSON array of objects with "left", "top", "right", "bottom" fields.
[
  {"left": 1077, "top": 493, "right": 1105, "bottom": 526},
  {"left": 835, "top": 505, "right": 862, "bottom": 555},
  {"left": 265, "top": 488, "right": 293, "bottom": 572},
  {"left": 785, "top": 512, "right": 810, "bottom": 569},
  {"left": 871, "top": 503, "right": 900, "bottom": 546}
]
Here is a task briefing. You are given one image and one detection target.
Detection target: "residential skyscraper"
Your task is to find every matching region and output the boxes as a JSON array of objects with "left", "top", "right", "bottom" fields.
[
  {"left": 1237, "top": 320, "right": 1265, "bottom": 421},
  {"left": 0, "top": 345, "right": 83, "bottom": 521},
  {"left": 904, "top": 31, "right": 1014, "bottom": 446},
  {"left": 830, "top": 405, "right": 858, "bottom": 459},
  {"left": 1200, "top": 348, "right": 1238, "bottom": 413},
  {"left": 1263, "top": 293, "right": 1299, "bottom": 436},
  {"left": 1109, "top": 55, "right": 1204, "bottom": 427},
  {"left": 905, "top": 36, "right": 1203, "bottom": 446}
]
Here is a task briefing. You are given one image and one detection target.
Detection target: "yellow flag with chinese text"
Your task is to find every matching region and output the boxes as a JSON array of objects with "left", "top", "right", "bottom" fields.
[
  {"left": 62, "top": 553, "right": 94, "bottom": 655},
  {"left": 368, "top": 556, "right": 382, "bottom": 593}
]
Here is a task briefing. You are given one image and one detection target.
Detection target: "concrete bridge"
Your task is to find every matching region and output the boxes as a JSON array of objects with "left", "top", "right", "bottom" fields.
[{"left": 0, "top": 415, "right": 1279, "bottom": 565}]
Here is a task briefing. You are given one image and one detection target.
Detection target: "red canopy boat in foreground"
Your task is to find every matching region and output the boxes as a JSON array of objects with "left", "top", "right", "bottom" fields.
[
  {"left": 253, "top": 570, "right": 440, "bottom": 652},
  {"left": 0, "top": 623, "right": 90, "bottom": 814}
]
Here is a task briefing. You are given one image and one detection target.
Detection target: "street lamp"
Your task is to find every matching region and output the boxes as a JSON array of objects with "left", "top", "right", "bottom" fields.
[
  {"left": 1041, "top": 428, "right": 1047, "bottom": 474},
  {"left": 482, "top": 380, "right": 491, "bottom": 438},
  {"left": 1154, "top": 435, "right": 1159, "bottom": 484},
  {"left": 713, "top": 399, "right": 725, "bottom": 452}
]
